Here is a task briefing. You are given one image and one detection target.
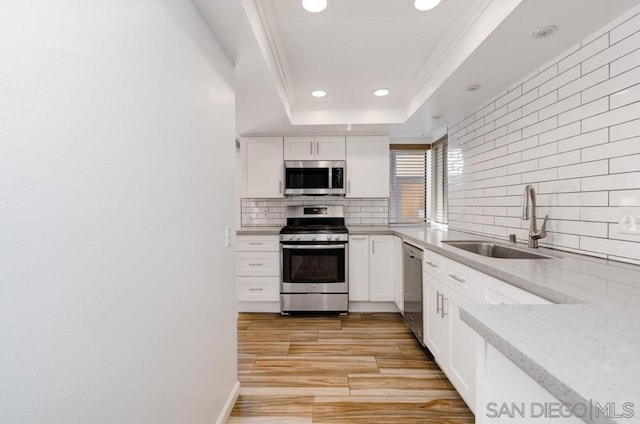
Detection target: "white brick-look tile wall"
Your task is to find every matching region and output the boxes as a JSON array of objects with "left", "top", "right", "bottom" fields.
[
  {"left": 448, "top": 6, "right": 640, "bottom": 264},
  {"left": 241, "top": 197, "right": 389, "bottom": 226}
]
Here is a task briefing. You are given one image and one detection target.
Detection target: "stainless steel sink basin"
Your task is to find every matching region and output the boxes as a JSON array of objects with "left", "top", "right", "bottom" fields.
[{"left": 441, "top": 241, "right": 553, "bottom": 259}]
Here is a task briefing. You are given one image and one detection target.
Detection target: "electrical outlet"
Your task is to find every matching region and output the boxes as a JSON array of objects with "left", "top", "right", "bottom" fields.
[{"left": 619, "top": 205, "right": 640, "bottom": 235}]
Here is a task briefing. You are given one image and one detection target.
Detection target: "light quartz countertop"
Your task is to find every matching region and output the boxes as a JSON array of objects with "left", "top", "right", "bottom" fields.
[{"left": 237, "top": 224, "right": 640, "bottom": 423}]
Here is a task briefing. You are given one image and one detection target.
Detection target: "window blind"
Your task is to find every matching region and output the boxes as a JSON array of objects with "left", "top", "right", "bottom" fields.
[
  {"left": 389, "top": 145, "right": 431, "bottom": 224},
  {"left": 432, "top": 136, "right": 448, "bottom": 224}
]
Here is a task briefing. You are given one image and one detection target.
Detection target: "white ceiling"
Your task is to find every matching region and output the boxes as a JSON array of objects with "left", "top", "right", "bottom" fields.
[{"left": 193, "top": 0, "right": 640, "bottom": 142}]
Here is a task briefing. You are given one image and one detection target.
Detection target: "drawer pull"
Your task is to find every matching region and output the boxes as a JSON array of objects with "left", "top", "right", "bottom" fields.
[
  {"left": 248, "top": 263, "right": 264, "bottom": 267},
  {"left": 248, "top": 242, "right": 264, "bottom": 246},
  {"left": 248, "top": 288, "right": 264, "bottom": 291},
  {"left": 448, "top": 273, "right": 466, "bottom": 284},
  {"left": 425, "top": 261, "right": 438, "bottom": 268}
]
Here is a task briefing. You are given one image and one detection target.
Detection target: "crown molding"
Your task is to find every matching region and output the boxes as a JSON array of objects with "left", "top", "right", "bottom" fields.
[{"left": 241, "top": 0, "right": 295, "bottom": 118}]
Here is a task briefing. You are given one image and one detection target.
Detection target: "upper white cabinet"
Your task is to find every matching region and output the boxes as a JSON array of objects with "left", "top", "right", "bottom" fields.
[
  {"left": 241, "top": 137, "right": 284, "bottom": 198},
  {"left": 345, "top": 136, "right": 389, "bottom": 198},
  {"left": 284, "top": 136, "right": 345, "bottom": 161}
]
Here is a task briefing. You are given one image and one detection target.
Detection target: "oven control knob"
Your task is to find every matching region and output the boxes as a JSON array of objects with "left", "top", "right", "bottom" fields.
[
  {"left": 311, "top": 236, "right": 317, "bottom": 241},
  {"left": 329, "top": 236, "right": 336, "bottom": 241},
  {"left": 295, "top": 235, "right": 302, "bottom": 241},
  {"left": 288, "top": 235, "right": 294, "bottom": 241}
]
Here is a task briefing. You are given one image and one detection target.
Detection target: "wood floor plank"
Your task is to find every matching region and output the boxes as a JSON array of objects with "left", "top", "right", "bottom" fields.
[
  {"left": 238, "top": 320, "right": 251, "bottom": 331},
  {"left": 228, "top": 418, "right": 312, "bottom": 424},
  {"left": 238, "top": 313, "right": 278, "bottom": 321},
  {"left": 318, "top": 328, "right": 413, "bottom": 341},
  {"left": 230, "top": 395, "right": 314, "bottom": 418},
  {"left": 238, "top": 354, "right": 257, "bottom": 375},
  {"left": 288, "top": 340, "right": 403, "bottom": 357},
  {"left": 239, "top": 330, "right": 318, "bottom": 343},
  {"left": 348, "top": 373, "right": 459, "bottom": 396},
  {"left": 238, "top": 342, "right": 290, "bottom": 356},
  {"left": 251, "top": 355, "right": 378, "bottom": 375},
  {"left": 239, "top": 374, "right": 349, "bottom": 388},
  {"left": 247, "top": 319, "right": 341, "bottom": 331}
]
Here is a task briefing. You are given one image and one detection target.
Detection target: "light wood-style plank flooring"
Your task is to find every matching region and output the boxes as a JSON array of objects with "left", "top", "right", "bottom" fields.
[{"left": 230, "top": 312, "right": 474, "bottom": 423}]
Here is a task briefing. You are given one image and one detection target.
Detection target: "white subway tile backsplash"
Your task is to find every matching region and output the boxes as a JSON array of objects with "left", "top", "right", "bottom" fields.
[
  {"left": 447, "top": 6, "right": 640, "bottom": 264},
  {"left": 557, "top": 128, "right": 608, "bottom": 152},
  {"left": 610, "top": 153, "right": 640, "bottom": 173},
  {"left": 558, "top": 97, "right": 609, "bottom": 126},
  {"left": 241, "top": 197, "right": 389, "bottom": 226},
  {"left": 539, "top": 122, "right": 582, "bottom": 145},
  {"left": 557, "top": 160, "right": 609, "bottom": 179},
  {"left": 610, "top": 11, "right": 640, "bottom": 44},
  {"left": 523, "top": 64, "right": 558, "bottom": 93},
  {"left": 581, "top": 172, "right": 640, "bottom": 191},
  {"left": 583, "top": 30, "right": 640, "bottom": 74},
  {"left": 559, "top": 34, "right": 609, "bottom": 73},
  {"left": 610, "top": 48, "right": 640, "bottom": 77},
  {"left": 582, "top": 136, "right": 640, "bottom": 161},
  {"left": 582, "top": 100, "right": 640, "bottom": 132},
  {"left": 610, "top": 82, "right": 640, "bottom": 109}
]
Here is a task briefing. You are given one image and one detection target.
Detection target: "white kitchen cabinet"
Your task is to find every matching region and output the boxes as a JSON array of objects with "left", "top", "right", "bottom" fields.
[
  {"left": 423, "top": 274, "right": 449, "bottom": 359},
  {"left": 478, "top": 343, "right": 583, "bottom": 423},
  {"left": 393, "top": 236, "right": 404, "bottom": 312},
  {"left": 242, "top": 137, "right": 284, "bottom": 198},
  {"left": 236, "top": 235, "right": 280, "bottom": 303},
  {"left": 345, "top": 136, "right": 389, "bottom": 198},
  {"left": 284, "top": 136, "right": 345, "bottom": 161},
  {"left": 369, "top": 235, "right": 394, "bottom": 302},
  {"left": 447, "top": 288, "right": 477, "bottom": 413},
  {"left": 348, "top": 235, "right": 370, "bottom": 301}
]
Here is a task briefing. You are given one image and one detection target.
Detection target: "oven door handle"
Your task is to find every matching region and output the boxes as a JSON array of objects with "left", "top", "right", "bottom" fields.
[{"left": 281, "top": 244, "right": 346, "bottom": 250}]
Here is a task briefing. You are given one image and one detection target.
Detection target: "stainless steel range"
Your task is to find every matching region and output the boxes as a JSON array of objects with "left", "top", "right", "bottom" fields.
[{"left": 280, "top": 205, "right": 349, "bottom": 313}]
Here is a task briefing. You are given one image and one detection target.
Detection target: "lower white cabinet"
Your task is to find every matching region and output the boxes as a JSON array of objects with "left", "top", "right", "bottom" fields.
[
  {"left": 424, "top": 275, "right": 449, "bottom": 359},
  {"left": 236, "top": 235, "right": 280, "bottom": 302},
  {"left": 478, "top": 343, "right": 583, "bottom": 423},
  {"left": 393, "top": 236, "right": 404, "bottom": 312},
  {"left": 447, "top": 289, "right": 477, "bottom": 412},
  {"left": 348, "top": 234, "right": 395, "bottom": 303}
]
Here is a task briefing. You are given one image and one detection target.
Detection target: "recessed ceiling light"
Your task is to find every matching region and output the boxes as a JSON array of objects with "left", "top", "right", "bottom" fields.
[
  {"left": 532, "top": 25, "right": 558, "bottom": 39},
  {"left": 466, "top": 84, "right": 481, "bottom": 92},
  {"left": 311, "top": 89, "right": 327, "bottom": 98},
  {"left": 302, "top": 0, "right": 327, "bottom": 13},
  {"left": 373, "top": 88, "right": 390, "bottom": 97},
  {"left": 414, "top": 0, "right": 441, "bottom": 11}
]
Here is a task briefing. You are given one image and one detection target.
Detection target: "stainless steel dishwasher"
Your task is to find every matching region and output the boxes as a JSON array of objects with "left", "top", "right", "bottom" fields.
[{"left": 403, "top": 242, "right": 424, "bottom": 345}]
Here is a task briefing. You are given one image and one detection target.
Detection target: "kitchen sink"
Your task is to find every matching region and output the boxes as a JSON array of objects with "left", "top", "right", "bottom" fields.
[{"left": 441, "top": 241, "right": 553, "bottom": 260}]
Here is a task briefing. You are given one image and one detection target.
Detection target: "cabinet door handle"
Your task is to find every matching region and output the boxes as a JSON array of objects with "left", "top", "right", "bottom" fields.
[
  {"left": 441, "top": 295, "right": 448, "bottom": 318},
  {"left": 448, "top": 273, "right": 466, "bottom": 284},
  {"left": 316, "top": 141, "right": 319, "bottom": 155},
  {"left": 310, "top": 141, "right": 313, "bottom": 155},
  {"left": 436, "top": 291, "right": 442, "bottom": 315},
  {"left": 248, "top": 242, "right": 264, "bottom": 246},
  {"left": 425, "top": 260, "right": 438, "bottom": 268},
  {"left": 248, "top": 263, "right": 264, "bottom": 267},
  {"left": 372, "top": 240, "right": 375, "bottom": 254},
  {"left": 248, "top": 288, "right": 264, "bottom": 291},
  {"left": 348, "top": 181, "right": 351, "bottom": 194},
  {"left": 279, "top": 181, "right": 282, "bottom": 194}
]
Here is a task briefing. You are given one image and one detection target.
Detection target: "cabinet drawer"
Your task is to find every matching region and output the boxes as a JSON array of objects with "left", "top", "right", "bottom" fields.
[
  {"left": 237, "top": 277, "right": 279, "bottom": 301},
  {"left": 443, "top": 260, "right": 480, "bottom": 302},
  {"left": 236, "top": 252, "right": 280, "bottom": 276},
  {"left": 423, "top": 249, "right": 444, "bottom": 280},
  {"left": 237, "top": 236, "right": 279, "bottom": 252}
]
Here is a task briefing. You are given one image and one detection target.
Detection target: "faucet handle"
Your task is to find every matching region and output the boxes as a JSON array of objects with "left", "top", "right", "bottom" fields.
[{"left": 537, "top": 215, "right": 549, "bottom": 239}]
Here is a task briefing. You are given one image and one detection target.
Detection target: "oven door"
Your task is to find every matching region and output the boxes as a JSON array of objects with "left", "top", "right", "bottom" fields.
[{"left": 281, "top": 243, "right": 348, "bottom": 293}]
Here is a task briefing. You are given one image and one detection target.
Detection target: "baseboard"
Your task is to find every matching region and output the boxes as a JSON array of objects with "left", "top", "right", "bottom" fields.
[{"left": 215, "top": 380, "right": 240, "bottom": 424}]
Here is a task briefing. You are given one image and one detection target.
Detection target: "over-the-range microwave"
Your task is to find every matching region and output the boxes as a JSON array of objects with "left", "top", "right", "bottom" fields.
[{"left": 284, "top": 160, "right": 345, "bottom": 196}]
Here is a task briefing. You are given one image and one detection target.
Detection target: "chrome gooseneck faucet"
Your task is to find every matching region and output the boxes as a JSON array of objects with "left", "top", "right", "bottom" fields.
[{"left": 522, "top": 185, "right": 549, "bottom": 248}]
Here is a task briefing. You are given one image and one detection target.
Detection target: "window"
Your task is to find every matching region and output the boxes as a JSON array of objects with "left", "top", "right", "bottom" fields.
[
  {"left": 389, "top": 145, "right": 431, "bottom": 224},
  {"left": 431, "top": 136, "right": 448, "bottom": 224}
]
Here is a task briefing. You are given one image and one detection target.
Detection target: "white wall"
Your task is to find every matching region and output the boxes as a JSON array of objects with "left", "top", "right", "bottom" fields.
[
  {"left": 447, "top": 5, "right": 640, "bottom": 264},
  {"left": 0, "top": 1, "right": 237, "bottom": 423}
]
